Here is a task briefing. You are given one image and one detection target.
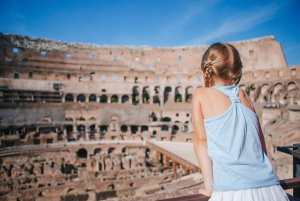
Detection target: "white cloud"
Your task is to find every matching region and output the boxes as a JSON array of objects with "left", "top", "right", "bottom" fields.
[{"left": 187, "top": 3, "right": 282, "bottom": 45}]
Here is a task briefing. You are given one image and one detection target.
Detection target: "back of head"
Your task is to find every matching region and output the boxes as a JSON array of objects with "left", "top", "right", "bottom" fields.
[{"left": 201, "top": 43, "right": 243, "bottom": 87}]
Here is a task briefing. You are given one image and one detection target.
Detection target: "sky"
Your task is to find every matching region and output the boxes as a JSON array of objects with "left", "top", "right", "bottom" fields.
[{"left": 0, "top": 0, "right": 299, "bottom": 66}]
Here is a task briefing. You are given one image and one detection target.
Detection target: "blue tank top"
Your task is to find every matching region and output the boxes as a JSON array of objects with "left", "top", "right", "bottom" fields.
[{"left": 204, "top": 84, "right": 279, "bottom": 191}]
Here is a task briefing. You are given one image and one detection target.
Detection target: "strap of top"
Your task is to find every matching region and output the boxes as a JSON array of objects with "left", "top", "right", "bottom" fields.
[{"left": 212, "top": 85, "right": 241, "bottom": 103}]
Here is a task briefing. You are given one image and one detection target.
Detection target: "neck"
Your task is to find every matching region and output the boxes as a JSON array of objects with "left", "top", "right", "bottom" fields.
[{"left": 212, "top": 78, "right": 232, "bottom": 86}]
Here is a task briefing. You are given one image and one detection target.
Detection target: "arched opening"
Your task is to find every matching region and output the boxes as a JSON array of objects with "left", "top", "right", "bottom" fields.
[
  {"left": 94, "top": 148, "right": 101, "bottom": 155},
  {"left": 65, "top": 94, "right": 74, "bottom": 102},
  {"left": 132, "top": 86, "right": 139, "bottom": 105},
  {"left": 77, "top": 125, "right": 85, "bottom": 134},
  {"left": 77, "top": 117, "right": 85, "bottom": 121},
  {"left": 260, "top": 84, "right": 270, "bottom": 102},
  {"left": 141, "top": 126, "right": 148, "bottom": 132},
  {"left": 131, "top": 126, "right": 138, "bottom": 134},
  {"left": 122, "top": 148, "right": 126, "bottom": 154},
  {"left": 186, "top": 87, "right": 193, "bottom": 102},
  {"left": 66, "top": 125, "right": 73, "bottom": 139},
  {"left": 65, "top": 117, "right": 73, "bottom": 121},
  {"left": 175, "top": 94, "right": 182, "bottom": 102},
  {"left": 108, "top": 148, "right": 115, "bottom": 154},
  {"left": 145, "top": 148, "right": 150, "bottom": 158},
  {"left": 121, "top": 125, "right": 127, "bottom": 133},
  {"left": 89, "top": 124, "right": 96, "bottom": 138},
  {"left": 153, "top": 95, "right": 160, "bottom": 105},
  {"left": 175, "top": 87, "right": 182, "bottom": 102},
  {"left": 151, "top": 112, "right": 158, "bottom": 122},
  {"left": 162, "top": 117, "right": 171, "bottom": 131},
  {"left": 154, "top": 86, "right": 160, "bottom": 94},
  {"left": 172, "top": 125, "right": 179, "bottom": 134},
  {"left": 164, "top": 87, "right": 172, "bottom": 103},
  {"left": 111, "top": 95, "right": 118, "bottom": 103},
  {"left": 142, "top": 87, "right": 150, "bottom": 103},
  {"left": 107, "top": 184, "right": 114, "bottom": 190},
  {"left": 98, "top": 162, "right": 102, "bottom": 171},
  {"left": 121, "top": 95, "right": 129, "bottom": 103},
  {"left": 99, "top": 125, "right": 107, "bottom": 136},
  {"left": 100, "top": 95, "right": 108, "bottom": 103},
  {"left": 76, "top": 149, "right": 87, "bottom": 158},
  {"left": 89, "top": 94, "right": 97, "bottom": 102},
  {"left": 239, "top": 85, "right": 246, "bottom": 91},
  {"left": 272, "top": 83, "right": 283, "bottom": 103},
  {"left": 77, "top": 94, "right": 86, "bottom": 102}
]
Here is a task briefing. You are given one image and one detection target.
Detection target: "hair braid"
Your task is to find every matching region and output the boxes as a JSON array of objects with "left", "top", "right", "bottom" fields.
[{"left": 204, "top": 62, "right": 214, "bottom": 87}]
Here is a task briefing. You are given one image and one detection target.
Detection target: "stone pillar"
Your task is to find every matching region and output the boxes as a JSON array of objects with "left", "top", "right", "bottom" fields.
[
  {"left": 156, "top": 152, "right": 160, "bottom": 162},
  {"left": 160, "top": 96, "right": 164, "bottom": 107},
  {"left": 118, "top": 95, "right": 122, "bottom": 103},
  {"left": 137, "top": 126, "right": 141, "bottom": 134},
  {"left": 172, "top": 161, "right": 177, "bottom": 173},
  {"left": 164, "top": 155, "right": 169, "bottom": 167}
]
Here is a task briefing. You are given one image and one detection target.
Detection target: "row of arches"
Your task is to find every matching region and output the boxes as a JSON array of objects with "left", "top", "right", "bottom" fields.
[{"left": 239, "top": 81, "right": 300, "bottom": 104}]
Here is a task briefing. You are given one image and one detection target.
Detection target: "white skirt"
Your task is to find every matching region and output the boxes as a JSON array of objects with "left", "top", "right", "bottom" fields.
[{"left": 209, "top": 185, "right": 289, "bottom": 201}]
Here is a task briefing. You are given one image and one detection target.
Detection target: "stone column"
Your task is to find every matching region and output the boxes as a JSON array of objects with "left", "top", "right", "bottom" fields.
[
  {"left": 172, "top": 161, "right": 177, "bottom": 173},
  {"left": 164, "top": 156, "right": 169, "bottom": 167}
]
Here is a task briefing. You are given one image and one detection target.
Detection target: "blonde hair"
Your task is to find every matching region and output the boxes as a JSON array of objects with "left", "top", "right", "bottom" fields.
[{"left": 201, "top": 43, "right": 243, "bottom": 87}]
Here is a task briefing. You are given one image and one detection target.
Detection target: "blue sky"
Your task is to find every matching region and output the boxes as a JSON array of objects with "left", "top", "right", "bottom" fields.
[{"left": 1, "top": 0, "right": 299, "bottom": 66}]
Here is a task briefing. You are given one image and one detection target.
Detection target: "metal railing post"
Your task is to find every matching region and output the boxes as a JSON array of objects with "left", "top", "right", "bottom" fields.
[{"left": 294, "top": 143, "right": 300, "bottom": 198}]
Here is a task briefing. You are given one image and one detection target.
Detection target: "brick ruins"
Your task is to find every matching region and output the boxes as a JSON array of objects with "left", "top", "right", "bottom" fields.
[{"left": 0, "top": 33, "right": 299, "bottom": 200}]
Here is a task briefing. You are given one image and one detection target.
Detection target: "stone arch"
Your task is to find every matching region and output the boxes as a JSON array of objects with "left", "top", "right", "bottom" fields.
[
  {"left": 65, "top": 117, "right": 73, "bottom": 121},
  {"left": 154, "top": 86, "right": 160, "bottom": 94},
  {"left": 77, "top": 148, "right": 87, "bottom": 158},
  {"left": 271, "top": 83, "right": 284, "bottom": 104},
  {"left": 259, "top": 84, "right": 270, "bottom": 102},
  {"left": 151, "top": 112, "right": 158, "bottom": 122},
  {"left": 172, "top": 125, "right": 179, "bottom": 134},
  {"left": 121, "top": 95, "right": 129, "bottom": 103},
  {"left": 107, "top": 184, "right": 114, "bottom": 190},
  {"left": 175, "top": 86, "right": 182, "bottom": 102},
  {"left": 164, "top": 86, "right": 172, "bottom": 103},
  {"left": 131, "top": 125, "right": 138, "bottom": 134},
  {"left": 121, "top": 125, "right": 127, "bottom": 133},
  {"left": 77, "top": 125, "right": 85, "bottom": 132},
  {"left": 132, "top": 86, "right": 139, "bottom": 105},
  {"left": 249, "top": 84, "right": 259, "bottom": 102},
  {"left": 239, "top": 84, "right": 246, "bottom": 91},
  {"left": 111, "top": 95, "right": 118, "bottom": 103},
  {"left": 142, "top": 86, "right": 150, "bottom": 103},
  {"left": 153, "top": 95, "right": 160, "bottom": 105},
  {"left": 108, "top": 148, "right": 115, "bottom": 154},
  {"left": 287, "top": 81, "right": 299, "bottom": 105},
  {"left": 100, "top": 95, "right": 108, "bottom": 103},
  {"left": 141, "top": 125, "right": 148, "bottom": 132},
  {"left": 77, "top": 94, "right": 86, "bottom": 102},
  {"left": 89, "top": 94, "right": 97, "bottom": 102},
  {"left": 99, "top": 125, "right": 108, "bottom": 136},
  {"left": 77, "top": 117, "right": 85, "bottom": 121},
  {"left": 94, "top": 148, "right": 101, "bottom": 155},
  {"left": 185, "top": 86, "right": 193, "bottom": 102},
  {"left": 65, "top": 94, "right": 74, "bottom": 102},
  {"left": 162, "top": 117, "right": 171, "bottom": 131}
]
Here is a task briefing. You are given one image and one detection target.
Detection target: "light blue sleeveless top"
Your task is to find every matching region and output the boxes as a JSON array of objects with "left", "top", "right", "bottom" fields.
[{"left": 204, "top": 84, "right": 279, "bottom": 191}]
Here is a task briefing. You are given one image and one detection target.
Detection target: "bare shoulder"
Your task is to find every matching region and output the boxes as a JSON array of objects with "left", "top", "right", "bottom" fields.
[{"left": 193, "top": 87, "right": 209, "bottom": 102}]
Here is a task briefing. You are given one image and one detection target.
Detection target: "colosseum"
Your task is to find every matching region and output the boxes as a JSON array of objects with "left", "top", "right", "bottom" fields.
[{"left": 0, "top": 33, "right": 299, "bottom": 201}]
